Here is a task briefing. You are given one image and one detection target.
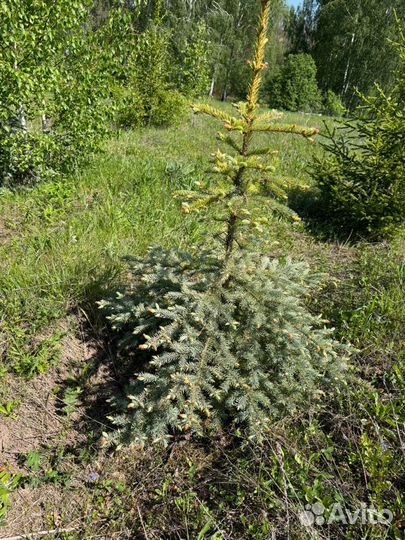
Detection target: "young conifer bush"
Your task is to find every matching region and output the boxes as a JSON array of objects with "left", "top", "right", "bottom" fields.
[
  {"left": 323, "top": 90, "right": 345, "bottom": 117},
  {"left": 100, "top": 247, "right": 347, "bottom": 446},
  {"left": 312, "top": 22, "right": 405, "bottom": 237},
  {"left": 101, "top": 0, "right": 348, "bottom": 446}
]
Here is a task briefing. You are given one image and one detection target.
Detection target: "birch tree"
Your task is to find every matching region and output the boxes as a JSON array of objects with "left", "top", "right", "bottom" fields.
[
  {"left": 313, "top": 0, "right": 404, "bottom": 106},
  {"left": 0, "top": 0, "right": 110, "bottom": 185}
]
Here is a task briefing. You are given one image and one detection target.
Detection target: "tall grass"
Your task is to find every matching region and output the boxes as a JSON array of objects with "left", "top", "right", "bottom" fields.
[{"left": 0, "top": 108, "right": 327, "bottom": 376}]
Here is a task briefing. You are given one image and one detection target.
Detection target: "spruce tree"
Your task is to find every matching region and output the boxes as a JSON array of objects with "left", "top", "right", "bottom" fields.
[
  {"left": 100, "top": 0, "right": 348, "bottom": 447},
  {"left": 312, "top": 18, "right": 405, "bottom": 237},
  {"left": 101, "top": 247, "right": 347, "bottom": 446}
]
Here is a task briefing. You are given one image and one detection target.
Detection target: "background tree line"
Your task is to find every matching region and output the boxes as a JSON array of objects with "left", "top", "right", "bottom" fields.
[
  {"left": 92, "top": 0, "right": 404, "bottom": 110},
  {"left": 2, "top": 0, "right": 403, "bottom": 188},
  {"left": 286, "top": 0, "right": 405, "bottom": 108}
]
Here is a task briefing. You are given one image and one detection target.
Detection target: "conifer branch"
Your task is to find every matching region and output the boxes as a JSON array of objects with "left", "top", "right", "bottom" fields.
[
  {"left": 192, "top": 104, "right": 235, "bottom": 124},
  {"left": 217, "top": 132, "right": 242, "bottom": 153},
  {"left": 256, "top": 109, "right": 283, "bottom": 123},
  {"left": 246, "top": 0, "right": 271, "bottom": 118},
  {"left": 253, "top": 124, "right": 319, "bottom": 138},
  {"left": 247, "top": 147, "right": 278, "bottom": 157}
]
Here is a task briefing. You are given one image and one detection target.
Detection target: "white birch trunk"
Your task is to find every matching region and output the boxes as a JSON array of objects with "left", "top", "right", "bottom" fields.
[
  {"left": 209, "top": 75, "right": 215, "bottom": 97},
  {"left": 343, "top": 31, "right": 356, "bottom": 96},
  {"left": 18, "top": 105, "right": 28, "bottom": 134}
]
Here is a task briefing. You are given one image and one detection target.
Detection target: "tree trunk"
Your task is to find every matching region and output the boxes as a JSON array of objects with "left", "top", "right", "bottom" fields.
[
  {"left": 209, "top": 74, "right": 215, "bottom": 97},
  {"left": 17, "top": 105, "right": 28, "bottom": 134},
  {"left": 222, "top": 43, "right": 235, "bottom": 102},
  {"left": 41, "top": 113, "right": 49, "bottom": 133},
  {"left": 343, "top": 31, "right": 355, "bottom": 96}
]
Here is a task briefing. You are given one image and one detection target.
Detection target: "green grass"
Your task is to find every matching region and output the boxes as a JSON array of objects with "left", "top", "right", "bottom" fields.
[
  {"left": 0, "top": 129, "right": 201, "bottom": 376},
  {"left": 0, "top": 107, "right": 326, "bottom": 377},
  {"left": 1, "top": 105, "right": 404, "bottom": 539}
]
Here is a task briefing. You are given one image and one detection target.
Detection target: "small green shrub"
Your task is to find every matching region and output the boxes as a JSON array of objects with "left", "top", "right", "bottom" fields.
[
  {"left": 112, "top": 21, "right": 187, "bottom": 129},
  {"left": 267, "top": 53, "right": 322, "bottom": 113},
  {"left": 323, "top": 90, "right": 345, "bottom": 117},
  {"left": 100, "top": 247, "right": 347, "bottom": 446},
  {"left": 114, "top": 85, "right": 146, "bottom": 129},
  {"left": 115, "top": 86, "right": 186, "bottom": 129},
  {"left": 146, "top": 89, "right": 187, "bottom": 128},
  {"left": 0, "top": 130, "right": 57, "bottom": 186}
]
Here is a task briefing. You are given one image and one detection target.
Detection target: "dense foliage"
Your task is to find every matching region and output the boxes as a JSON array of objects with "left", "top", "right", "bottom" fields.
[
  {"left": 93, "top": 0, "right": 287, "bottom": 102},
  {"left": 312, "top": 31, "right": 405, "bottom": 237},
  {"left": 0, "top": 0, "right": 209, "bottom": 186},
  {"left": 267, "top": 53, "right": 322, "bottom": 112},
  {"left": 113, "top": 21, "right": 188, "bottom": 129},
  {"left": 169, "top": 22, "right": 211, "bottom": 98},
  {"left": 106, "top": 0, "right": 405, "bottom": 110},
  {"left": 323, "top": 89, "right": 345, "bottom": 117},
  {"left": 286, "top": 0, "right": 405, "bottom": 108},
  {"left": 3, "top": 0, "right": 401, "bottom": 189},
  {"left": 100, "top": 247, "right": 346, "bottom": 445},
  {"left": 0, "top": 0, "right": 111, "bottom": 187}
]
